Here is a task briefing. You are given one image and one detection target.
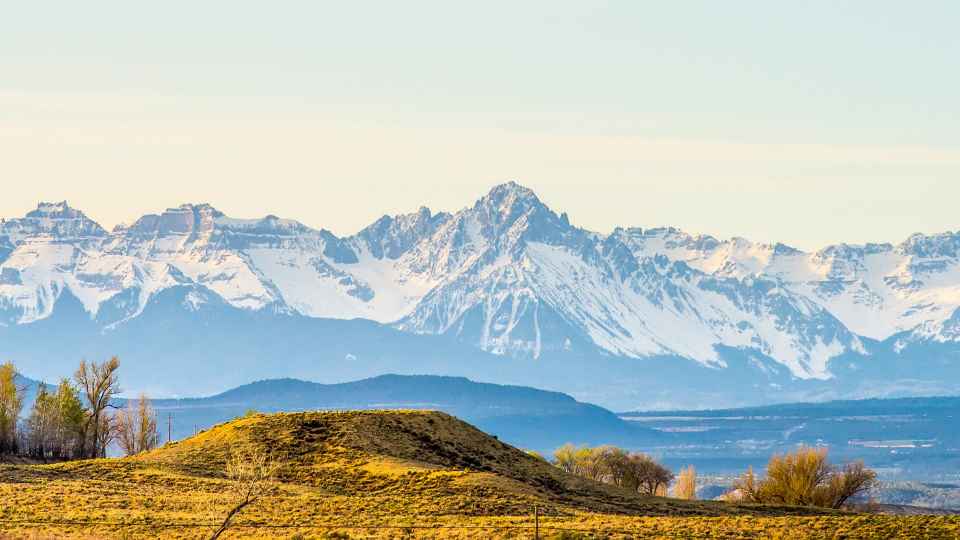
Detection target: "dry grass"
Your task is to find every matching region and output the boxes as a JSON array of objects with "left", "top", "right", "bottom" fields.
[{"left": 0, "top": 410, "right": 956, "bottom": 539}]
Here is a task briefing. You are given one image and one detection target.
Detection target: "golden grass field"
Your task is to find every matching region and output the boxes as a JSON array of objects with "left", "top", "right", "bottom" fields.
[{"left": 0, "top": 411, "right": 957, "bottom": 539}]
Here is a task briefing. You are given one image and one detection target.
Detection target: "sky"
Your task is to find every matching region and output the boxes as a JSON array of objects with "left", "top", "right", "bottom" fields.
[{"left": 1, "top": 1, "right": 958, "bottom": 250}]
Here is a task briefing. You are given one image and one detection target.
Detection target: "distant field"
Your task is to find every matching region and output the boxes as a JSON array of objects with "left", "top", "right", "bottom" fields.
[{"left": 0, "top": 411, "right": 957, "bottom": 539}]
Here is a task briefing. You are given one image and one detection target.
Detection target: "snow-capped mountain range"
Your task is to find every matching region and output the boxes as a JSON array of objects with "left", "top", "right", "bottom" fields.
[{"left": 3, "top": 183, "right": 960, "bottom": 405}]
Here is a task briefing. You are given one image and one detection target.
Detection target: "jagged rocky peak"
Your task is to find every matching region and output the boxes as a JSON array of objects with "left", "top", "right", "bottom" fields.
[
  {"left": 125, "top": 203, "right": 224, "bottom": 237},
  {"left": 815, "top": 243, "right": 860, "bottom": 259},
  {"left": 356, "top": 206, "right": 452, "bottom": 259},
  {"left": 620, "top": 228, "right": 810, "bottom": 261},
  {"left": 469, "top": 181, "right": 579, "bottom": 247},
  {"left": 815, "top": 243, "right": 900, "bottom": 270},
  {"left": 214, "top": 212, "right": 315, "bottom": 237},
  {"left": 614, "top": 226, "right": 719, "bottom": 254},
  {"left": 623, "top": 226, "right": 681, "bottom": 242},
  {"left": 811, "top": 242, "right": 886, "bottom": 265},
  {"left": 0, "top": 201, "right": 106, "bottom": 239},
  {"left": 116, "top": 204, "right": 327, "bottom": 258},
  {"left": 771, "top": 242, "right": 803, "bottom": 256},
  {"left": 122, "top": 203, "right": 313, "bottom": 236},
  {"left": 898, "top": 231, "right": 960, "bottom": 259},
  {"left": 26, "top": 201, "right": 87, "bottom": 220},
  {"left": 474, "top": 181, "right": 547, "bottom": 222}
]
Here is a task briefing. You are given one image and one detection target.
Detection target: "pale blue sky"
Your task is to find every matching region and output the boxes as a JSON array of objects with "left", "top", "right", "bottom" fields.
[{"left": 1, "top": 1, "right": 958, "bottom": 249}]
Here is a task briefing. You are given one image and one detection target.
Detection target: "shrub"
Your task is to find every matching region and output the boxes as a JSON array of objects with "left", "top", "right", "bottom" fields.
[{"left": 733, "top": 446, "right": 878, "bottom": 509}]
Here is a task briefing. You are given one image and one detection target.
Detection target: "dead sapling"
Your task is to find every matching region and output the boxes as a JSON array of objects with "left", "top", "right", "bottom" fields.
[{"left": 209, "top": 445, "right": 281, "bottom": 540}]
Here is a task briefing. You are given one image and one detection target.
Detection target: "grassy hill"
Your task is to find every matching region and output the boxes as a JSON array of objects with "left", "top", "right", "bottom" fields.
[
  {"left": 137, "top": 410, "right": 774, "bottom": 517},
  {"left": 0, "top": 410, "right": 957, "bottom": 539},
  {"left": 149, "top": 374, "right": 665, "bottom": 452}
]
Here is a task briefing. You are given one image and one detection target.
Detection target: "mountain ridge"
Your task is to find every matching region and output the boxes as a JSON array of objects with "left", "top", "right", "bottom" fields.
[{"left": 3, "top": 182, "right": 960, "bottom": 405}]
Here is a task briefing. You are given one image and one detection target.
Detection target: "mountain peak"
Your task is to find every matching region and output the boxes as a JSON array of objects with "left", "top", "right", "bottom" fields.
[
  {"left": 899, "top": 230, "right": 960, "bottom": 259},
  {"left": 459, "top": 181, "right": 591, "bottom": 256},
  {"left": 173, "top": 202, "right": 225, "bottom": 217},
  {"left": 473, "top": 181, "right": 551, "bottom": 222},
  {"left": 26, "top": 201, "right": 87, "bottom": 220},
  {"left": 0, "top": 201, "right": 107, "bottom": 239},
  {"left": 481, "top": 181, "right": 541, "bottom": 205},
  {"left": 355, "top": 205, "right": 451, "bottom": 260},
  {"left": 125, "top": 203, "right": 225, "bottom": 237}
]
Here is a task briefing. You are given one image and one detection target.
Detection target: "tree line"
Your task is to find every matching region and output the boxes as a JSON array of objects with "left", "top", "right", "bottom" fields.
[
  {"left": 547, "top": 444, "right": 698, "bottom": 500},
  {"left": 0, "top": 358, "right": 159, "bottom": 460}
]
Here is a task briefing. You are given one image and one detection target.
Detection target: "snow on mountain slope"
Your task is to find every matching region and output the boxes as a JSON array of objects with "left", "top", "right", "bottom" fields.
[
  {"left": 1, "top": 183, "right": 958, "bottom": 381},
  {"left": 613, "top": 226, "right": 960, "bottom": 342},
  {"left": 0, "top": 202, "right": 110, "bottom": 323},
  {"left": 391, "top": 184, "right": 863, "bottom": 378},
  {"left": 526, "top": 242, "right": 862, "bottom": 378}
]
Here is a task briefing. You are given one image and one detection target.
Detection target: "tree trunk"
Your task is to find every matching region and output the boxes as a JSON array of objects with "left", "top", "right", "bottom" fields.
[{"left": 208, "top": 497, "right": 255, "bottom": 540}]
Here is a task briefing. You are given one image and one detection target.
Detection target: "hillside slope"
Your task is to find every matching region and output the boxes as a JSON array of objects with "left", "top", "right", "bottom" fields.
[
  {"left": 140, "top": 410, "right": 746, "bottom": 517},
  {"left": 5, "top": 411, "right": 958, "bottom": 539}
]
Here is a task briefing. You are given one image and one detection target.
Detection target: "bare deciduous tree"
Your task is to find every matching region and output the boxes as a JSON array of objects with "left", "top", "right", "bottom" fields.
[
  {"left": 5, "top": 360, "right": 119, "bottom": 461},
  {"left": 22, "top": 378, "right": 85, "bottom": 460},
  {"left": 628, "top": 452, "right": 674, "bottom": 496},
  {"left": 116, "top": 394, "right": 159, "bottom": 456},
  {"left": 552, "top": 444, "right": 674, "bottom": 496},
  {"left": 74, "top": 357, "right": 120, "bottom": 458},
  {"left": 579, "top": 445, "right": 615, "bottom": 482},
  {"left": 599, "top": 446, "right": 633, "bottom": 488},
  {"left": 673, "top": 465, "right": 697, "bottom": 500},
  {"left": 209, "top": 446, "right": 281, "bottom": 540},
  {"left": 825, "top": 461, "right": 878, "bottom": 509}
]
